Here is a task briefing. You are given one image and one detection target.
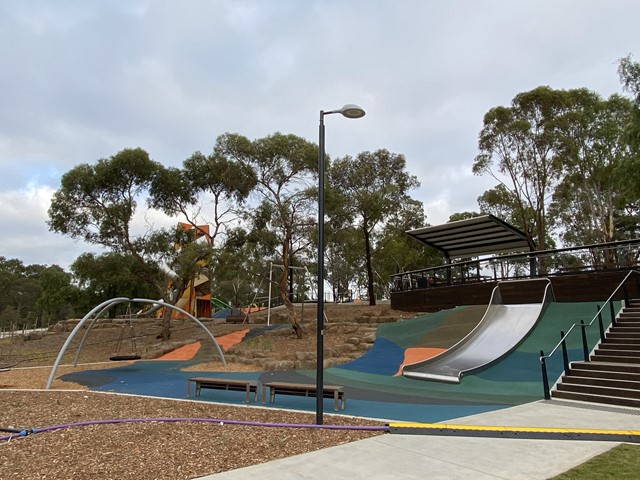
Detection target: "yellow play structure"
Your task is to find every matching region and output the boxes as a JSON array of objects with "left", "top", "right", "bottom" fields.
[{"left": 165, "top": 223, "right": 216, "bottom": 319}]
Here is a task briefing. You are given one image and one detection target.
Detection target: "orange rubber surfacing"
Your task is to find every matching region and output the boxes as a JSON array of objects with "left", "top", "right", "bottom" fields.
[
  {"left": 216, "top": 329, "right": 250, "bottom": 351},
  {"left": 157, "top": 341, "right": 202, "bottom": 360},
  {"left": 155, "top": 329, "right": 251, "bottom": 361},
  {"left": 394, "top": 347, "right": 446, "bottom": 376}
]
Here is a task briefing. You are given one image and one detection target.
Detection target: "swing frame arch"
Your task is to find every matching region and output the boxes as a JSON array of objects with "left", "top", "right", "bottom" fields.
[{"left": 46, "top": 297, "right": 226, "bottom": 390}]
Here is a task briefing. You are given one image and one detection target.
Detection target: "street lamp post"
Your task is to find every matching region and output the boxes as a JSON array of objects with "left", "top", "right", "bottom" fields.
[{"left": 316, "top": 104, "right": 365, "bottom": 425}]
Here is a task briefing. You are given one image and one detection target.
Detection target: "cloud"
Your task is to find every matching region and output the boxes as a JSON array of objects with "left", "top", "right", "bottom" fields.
[
  {"left": 0, "top": 0, "right": 639, "bottom": 269},
  {"left": 0, "top": 185, "right": 99, "bottom": 268}
]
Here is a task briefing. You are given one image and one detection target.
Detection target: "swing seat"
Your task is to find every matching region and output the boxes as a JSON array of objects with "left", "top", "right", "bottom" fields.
[{"left": 109, "top": 354, "right": 141, "bottom": 361}]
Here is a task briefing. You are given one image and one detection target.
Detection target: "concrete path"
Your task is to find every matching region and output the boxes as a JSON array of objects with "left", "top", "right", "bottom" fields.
[{"left": 198, "top": 399, "right": 640, "bottom": 479}]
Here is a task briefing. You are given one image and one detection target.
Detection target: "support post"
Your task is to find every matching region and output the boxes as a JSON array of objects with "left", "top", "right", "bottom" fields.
[
  {"left": 560, "top": 331, "right": 569, "bottom": 374},
  {"left": 596, "top": 305, "right": 605, "bottom": 342},
  {"left": 316, "top": 111, "right": 326, "bottom": 425},
  {"left": 314, "top": 103, "right": 364, "bottom": 425},
  {"left": 540, "top": 350, "right": 550, "bottom": 400},
  {"left": 610, "top": 300, "right": 616, "bottom": 327},
  {"left": 580, "top": 320, "right": 589, "bottom": 362}
]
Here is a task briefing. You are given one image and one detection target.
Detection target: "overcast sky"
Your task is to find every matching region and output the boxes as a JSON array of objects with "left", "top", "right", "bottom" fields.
[{"left": 1, "top": 1, "right": 639, "bottom": 270}]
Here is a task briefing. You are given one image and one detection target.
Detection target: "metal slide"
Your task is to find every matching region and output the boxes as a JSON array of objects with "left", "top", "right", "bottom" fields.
[{"left": 402, "top": 278, "right": 554, "bottom": 383}]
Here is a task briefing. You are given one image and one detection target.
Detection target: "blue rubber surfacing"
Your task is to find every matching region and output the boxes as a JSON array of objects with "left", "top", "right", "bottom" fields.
[{"left": 61, "top": 301, "right": 613, "bottom": 423}]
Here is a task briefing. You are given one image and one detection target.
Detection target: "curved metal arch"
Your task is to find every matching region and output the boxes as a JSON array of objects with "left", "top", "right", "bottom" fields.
[
  {"left": 132, "top": 297, "right": 226, "bottom": 368},
  {"left": 73, "top": 299, "right": 127, "bottom": 366},
  {"left": 46, "top": 297, "right": 226, "bottom": 390}
]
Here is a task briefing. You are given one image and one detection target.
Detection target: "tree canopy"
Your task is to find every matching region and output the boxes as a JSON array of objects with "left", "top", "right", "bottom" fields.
[
  {"left": 39, "top": 58, "right": 640, "bottom": 325},
  {"left": 551, "top": 91, "right": 634, "bottom": 245},
  {"left": 330, "top": 149, "right": 420, "bottom": 304},
  {"left": 214, "top": 132, "right": 318, "bottom": 336},
  {"left": 617, "top": 55, "right": 640, "bottom": 210},
  {"left": 473, "top": 86, "right": 567, "bottom": 254},
  {"left": 0, "top": 257, "right": 75, "bottom": 330},
  {"left": 474, "top": 85, "right": 637, "bottom": 266},
  {"left": 48, "top": 148, "right": 170, "bottom": 299}
]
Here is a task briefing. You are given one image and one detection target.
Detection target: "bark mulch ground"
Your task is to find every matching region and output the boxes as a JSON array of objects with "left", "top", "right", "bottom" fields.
[{"left": 0, "top": 304, "right": 400, "bottom": 479}]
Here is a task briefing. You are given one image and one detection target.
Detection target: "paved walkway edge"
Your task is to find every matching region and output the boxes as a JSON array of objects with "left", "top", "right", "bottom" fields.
[{"left": 197, "top": 400, "right": 640, "bottom": 480}]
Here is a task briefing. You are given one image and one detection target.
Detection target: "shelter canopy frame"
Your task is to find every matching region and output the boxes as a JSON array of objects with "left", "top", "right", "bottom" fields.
[{"left": 406, "top": 214, "right": 532, "bottom": 260}]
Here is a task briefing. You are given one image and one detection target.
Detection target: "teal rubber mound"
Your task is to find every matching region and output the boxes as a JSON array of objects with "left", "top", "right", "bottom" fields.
[
  {"left": 61, "top": 299, "right": 619, "bottom": 424},
  {"left": 336, "top": 337, "right": 405, "bottom": 375}
]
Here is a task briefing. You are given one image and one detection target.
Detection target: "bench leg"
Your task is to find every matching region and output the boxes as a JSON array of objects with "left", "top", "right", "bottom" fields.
[
  {"left": 244, "top": 384, "right": 250, "bottom": 403},
  {"left": 333, "top": 391, "right": 338, "bottom": 412},
  {"left": 262, "top": 384, "right": 266, "bottom": 405},
  {"left": 186, "top": 380, "right": 191, "bottom": 398}
]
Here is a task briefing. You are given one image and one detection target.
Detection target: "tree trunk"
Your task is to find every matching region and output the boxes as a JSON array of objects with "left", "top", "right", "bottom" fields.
[
  {"left": 161, "top": 310, "right": 171, "bottom": 341},
  {"left": 158, "top": 279, "right": 189, "bottom": 342},
  {"left": 363, "top": 225, "right": 376, "bottom": 306},
  {"left": 280, "top": 233, "right": 303, "bottom": 338},
  {"left": 282, "top": 290, "right": 303, "bottom": 338}
]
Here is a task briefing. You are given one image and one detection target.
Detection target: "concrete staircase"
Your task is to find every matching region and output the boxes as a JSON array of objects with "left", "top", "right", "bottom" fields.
[{"left": 553, "top": 299, "right": 640, "bottom": 408}]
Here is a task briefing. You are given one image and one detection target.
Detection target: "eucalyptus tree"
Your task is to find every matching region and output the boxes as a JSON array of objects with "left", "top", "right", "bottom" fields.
[
  {"left": 475, "top": 84, "right": 638, "bottom": 270},
  {"left": 210, "top": 224, "right": 282, "bottom": 310},
  {"left": 325, "top": 173, "right": 426, "bottom": 303},
  {"left": 150, "top": 150, "right": 256, "bottom": 245},
  {"left": 477, "top": 185, "right": 537, "bottom": 239},
  {"left": 617, "top": 55, "right": 640, "bottom": 227},
  {"left": 447, "top": 211, "right": 482, "bottom": 222},
  {"left": 34, "top": 265, "right": 78, "bottom": 326},
  {"left": 149, "top": 149, "right": 256, "bottom": 315},
  {"left": 0, "top": 259, "right": 76, "bottom": 329},
  {"left": 0, "top": 257, "right": 44, "bottom": 330},
  {"left": 322, "top": 175, "right": 363, "bottom": 303},
  {"left": 374, "top": 199, "right": 442, "bottom": 298},
  {"left": 48, "top": 148, "right": 169, "bottom": 293},
  {"left": 330, "top": 149, "right": 420, "bottom": 305},
  {"left": 551, "top": 91, "right": 634, "bottom": 246},
  {"left": 47, "top": 148, "right": 179, "bottom": 338},
  {"left": 473, "top": 87, "right": 571, "bottom": 261},
  {"left": 325, "top": 224, "right": 362, "bottom": 302},
  {"left": 71, "top": 252, "right": 161, "bottom": 315},
  {"left": 214, "top": 132, "right": 317, "bottom": 337},
  {"left": 619, "top": 54, "right": 640, "bottom": 152}
]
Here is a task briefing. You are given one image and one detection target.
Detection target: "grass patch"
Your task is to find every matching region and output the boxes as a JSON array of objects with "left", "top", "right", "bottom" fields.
[
  {"left": 245, "top": 336, "right": 274, "bottom": 351},
  {"left": 551, "top": 443, "right": 640, "bottom": 479}
]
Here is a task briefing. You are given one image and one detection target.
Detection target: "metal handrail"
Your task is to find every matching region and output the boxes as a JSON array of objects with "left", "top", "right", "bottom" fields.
[
  {"left": 539, "top": 269, "right": 640, "bottom": 399},
  {"left": 392, "top": 238, "right": 640, "bottom": 291}
]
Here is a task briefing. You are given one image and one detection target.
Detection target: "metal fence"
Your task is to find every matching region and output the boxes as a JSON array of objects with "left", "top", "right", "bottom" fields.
[{"left": 392, "top": 239, "right": 640, "bottom": 292}]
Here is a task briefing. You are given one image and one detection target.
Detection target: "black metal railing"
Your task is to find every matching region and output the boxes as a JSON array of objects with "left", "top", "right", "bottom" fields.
[
  {"left": 392, "top": 239, "right": 640, "bottom": 292},
  {"left": 539, "top": 270, "right": 640, "bottom": 399}
]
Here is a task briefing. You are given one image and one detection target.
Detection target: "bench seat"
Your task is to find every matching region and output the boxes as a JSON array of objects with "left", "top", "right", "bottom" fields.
[
  {"left": 225, "top": 314, "right": 246, "bottom": 324},
  {"left": 262, "top": 381, "right": 346, "bottom": 411},
  {"left": 187, "top": 377, "right": 258, "bottom": 403}
]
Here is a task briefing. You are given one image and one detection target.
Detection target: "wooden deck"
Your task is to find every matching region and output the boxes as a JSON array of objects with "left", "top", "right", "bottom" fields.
[{"left": 391, "top": 270, "right": 640, "bottom": 312}]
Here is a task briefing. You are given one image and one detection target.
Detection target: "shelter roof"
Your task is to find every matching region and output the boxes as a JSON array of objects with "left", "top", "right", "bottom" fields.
[{"left": 405, "top": 215, "right": 531, "bottom": 258}]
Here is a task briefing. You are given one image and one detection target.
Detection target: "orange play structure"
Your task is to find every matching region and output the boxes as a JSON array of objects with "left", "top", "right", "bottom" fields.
[
  {"left": 164, "top": 223, "right": 215, "bottom": 319},
  {"left": 160, "top": 223, "right": 264, "bottom": 320}
]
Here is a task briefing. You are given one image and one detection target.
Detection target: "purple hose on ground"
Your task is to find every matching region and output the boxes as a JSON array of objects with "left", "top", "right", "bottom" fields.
[{"left": 0, "top": 417, "right": 389, "bottom": 442}]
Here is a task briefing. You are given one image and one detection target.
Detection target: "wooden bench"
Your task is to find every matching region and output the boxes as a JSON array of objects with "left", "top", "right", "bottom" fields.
[
  {"left": 225, "top": 314, "right": 246, "bottom": 324},
  {"left": 261, "top": 381, "right": 346, "bottom": 412},
  {"left": 187, "top": 377, "right": 258, "bottom": 403}
]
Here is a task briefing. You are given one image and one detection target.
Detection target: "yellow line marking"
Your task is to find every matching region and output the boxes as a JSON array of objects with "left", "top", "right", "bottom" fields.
[{"left": 388, "top": 422, "right": 640, "bottom": 436}]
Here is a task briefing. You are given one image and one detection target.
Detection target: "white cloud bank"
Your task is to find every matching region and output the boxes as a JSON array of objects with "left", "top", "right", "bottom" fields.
[{"left": 0, "top": 0, "right": 638, "bottom": 268}]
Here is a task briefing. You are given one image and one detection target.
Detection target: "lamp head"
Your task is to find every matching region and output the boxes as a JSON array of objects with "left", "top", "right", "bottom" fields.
[
  {"left": 338, "top": 104, "right": 366, "bottom": 119},
  {"left": 322, "top": 104, "right": 366, "bottom": 119}
]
